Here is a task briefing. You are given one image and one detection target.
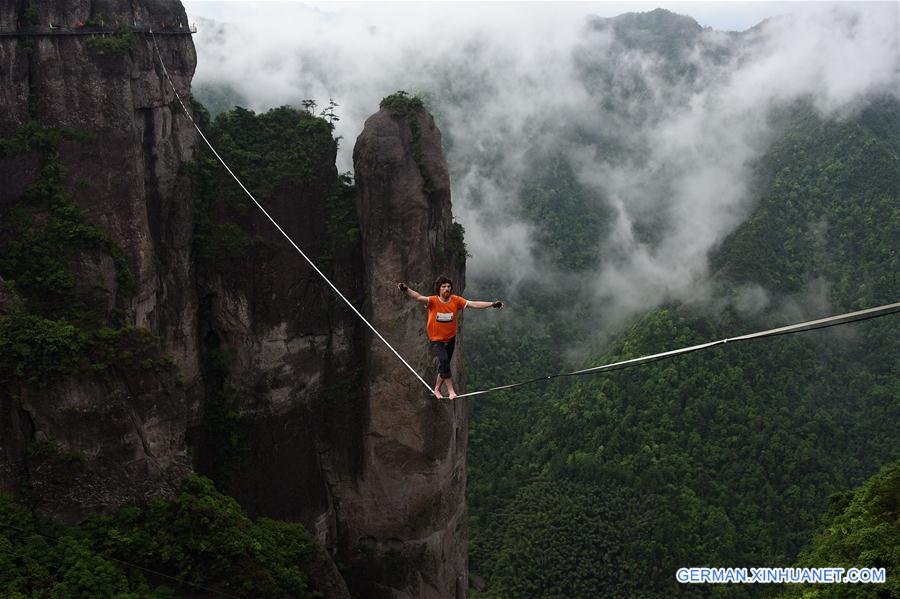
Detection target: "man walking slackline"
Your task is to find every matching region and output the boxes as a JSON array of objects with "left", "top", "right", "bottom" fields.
[{"left": 397, "top": 276, "right": 503, "bottom": 400}]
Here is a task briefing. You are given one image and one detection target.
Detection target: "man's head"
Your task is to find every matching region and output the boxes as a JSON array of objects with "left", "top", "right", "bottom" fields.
[{"left": 434, "top": 275, "right": 453, "bottom": 299}]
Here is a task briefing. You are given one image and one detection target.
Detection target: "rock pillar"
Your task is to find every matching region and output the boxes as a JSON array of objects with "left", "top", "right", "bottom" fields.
[{"left": 346, "top": 102, "right": 468, "bottom": 598}]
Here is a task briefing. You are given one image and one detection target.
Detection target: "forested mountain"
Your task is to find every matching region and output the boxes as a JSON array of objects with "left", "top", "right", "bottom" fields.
[
  {"left": 781, "top": 460, "right": 900, "bottom": 598},
  {"left": 464, "top": 93, "right": 898, "bottom": 596},
  {"left": 460, "top": 10, "right": 899, "bottom": 599}
]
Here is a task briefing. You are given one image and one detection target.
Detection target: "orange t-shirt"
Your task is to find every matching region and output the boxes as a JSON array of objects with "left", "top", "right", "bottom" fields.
[{"left": 426, "top": 295, "right": 467, "bottom": 341}]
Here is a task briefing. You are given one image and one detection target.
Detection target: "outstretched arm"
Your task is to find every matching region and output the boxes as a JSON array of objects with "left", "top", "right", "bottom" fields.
[
  {"left": 467, "top": 299, "right": 503, "bottom": 310},
  {"left": 397, "top": 282, "right": 429, "bottom": 305}
]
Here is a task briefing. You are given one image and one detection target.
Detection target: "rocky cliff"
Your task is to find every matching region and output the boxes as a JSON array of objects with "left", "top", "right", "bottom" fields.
[
  {"left": 0, "top": 2, "right": 467, "bottom": 597},
  {"left": 188, "top": 98, "right": 469, "bottom": 597},
  {"left": 0, "top": 0, "right": 199, "bottom": 519},
  {"left": 345, "top": 97, "right": 468, "bottom": 598}
]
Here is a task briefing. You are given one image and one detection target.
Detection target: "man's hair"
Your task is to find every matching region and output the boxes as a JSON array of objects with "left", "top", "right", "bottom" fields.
[{"left": 433, "top": 275, "right": 453, "bottom": 294}]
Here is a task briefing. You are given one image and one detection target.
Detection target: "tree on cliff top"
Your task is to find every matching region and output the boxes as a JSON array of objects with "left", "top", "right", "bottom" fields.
[
  {"left": 380, "top": 90, "right": 425, "bottom": 115},
  {"left": 0, "top": 476, "right": 321, "bottom": 598}
]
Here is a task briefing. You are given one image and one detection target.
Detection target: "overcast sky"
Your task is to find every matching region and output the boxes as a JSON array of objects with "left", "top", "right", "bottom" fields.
[
  {"left": 179, "top": 1, "right": 899, "bottom": 342},
  {"left": 183, "top": 1, "right": 856, "bottom": 34}
]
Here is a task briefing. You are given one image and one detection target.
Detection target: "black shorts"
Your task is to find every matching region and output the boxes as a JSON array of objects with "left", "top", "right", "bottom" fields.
[{"left": 430, "top": 337, "right": 456, "bottom": 379}]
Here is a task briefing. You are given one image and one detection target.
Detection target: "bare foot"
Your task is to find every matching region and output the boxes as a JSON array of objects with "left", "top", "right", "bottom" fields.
[
  {"left": 433, "top": 389, "right": 443, "bottom": 399},
  {"left": 448, "top": 390, "right": 457, "bottom": 401}
]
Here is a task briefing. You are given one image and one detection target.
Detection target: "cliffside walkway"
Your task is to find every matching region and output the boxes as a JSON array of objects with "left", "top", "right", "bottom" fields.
[
  {"left": 146, "top": 29, "right": 900, "bottom": 401},
  {"left": 0, "top": 25, "right": 196, "bottom": 37}
]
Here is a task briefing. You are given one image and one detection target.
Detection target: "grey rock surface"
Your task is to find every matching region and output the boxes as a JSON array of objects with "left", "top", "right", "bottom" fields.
[
  {"left": 0, "top": 0, "right": 199, "bottom": 515},
  {"left": 346, "top": 103, "right": 468, "bottom": 598}
]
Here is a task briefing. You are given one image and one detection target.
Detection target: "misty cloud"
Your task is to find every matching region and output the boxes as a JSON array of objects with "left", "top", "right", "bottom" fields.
[{"left": 185, "top": 2, "right": 899, "bottom": 337}]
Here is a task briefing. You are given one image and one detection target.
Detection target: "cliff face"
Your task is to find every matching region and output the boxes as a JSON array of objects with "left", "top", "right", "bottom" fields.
[
  {"left": 1, "top": 2, "right": 467, "bottom": 596},
  {"left": 0, "top": 0, "right": 199, "bottom": 519},
  {"left": 194, "top": 102, "right": 469, "bottom": 598},
  {"left": 344, "top": 102, "right": 468, "bottom": 598},
  {"left": 190, "top": 108, "right": 368, "bottom": 555}
]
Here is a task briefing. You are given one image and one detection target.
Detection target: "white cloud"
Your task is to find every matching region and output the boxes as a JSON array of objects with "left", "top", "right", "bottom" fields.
[{"left": 183, "top": 1, "right": 899, "bottom": 335}]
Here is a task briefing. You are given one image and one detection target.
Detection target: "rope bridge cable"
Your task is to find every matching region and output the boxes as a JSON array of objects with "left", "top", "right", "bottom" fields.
[
  {"left": 454, "top": 301, "right": 900, "bottom": 399},
  {"left": 147, "top": 27, "right": 433, "bottom": 395}
]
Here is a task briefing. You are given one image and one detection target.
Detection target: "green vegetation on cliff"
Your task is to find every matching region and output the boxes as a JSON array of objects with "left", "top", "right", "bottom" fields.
[
  {"left": 190, "top": 105, "right": 353, "bottom": 265},
  {"left": 380, "top": 90, "right": 425, "bottom": 115},
  {"left": 0, "top": 124, "right": 135, "bottom": 318},
  {"left": 183, "top": 101, "right": 366, "bottom": 595},
  {"left": 0, "top": 123, "right": 169, "bottom": 385},
  {"left": 0, "top": 105, "right": 348, "bottom": 596},
  {"left": 379, "top": 91, "right": 435, "bottom": 197},
  {"left": 0, "top": 476, "right": 321, "bottom": 598},
  {"left": 85, "top": 24, "right": 136, "bottom": 56}
]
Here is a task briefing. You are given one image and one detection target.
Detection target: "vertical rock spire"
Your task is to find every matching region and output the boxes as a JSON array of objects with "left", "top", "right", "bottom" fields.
[{"left": 346, "top": 96, "right": 468, "bottom": 597}]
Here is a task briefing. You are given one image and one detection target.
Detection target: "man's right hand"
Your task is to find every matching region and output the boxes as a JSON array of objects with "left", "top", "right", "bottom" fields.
[{"left": 397, "top": 282, "right": 408, "bottom": 292}]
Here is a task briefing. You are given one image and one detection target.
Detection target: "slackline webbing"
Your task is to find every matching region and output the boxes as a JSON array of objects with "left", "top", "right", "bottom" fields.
[
  {"left": 453, "top": 301, "right": 900, "bottom": 399},
  {"left": 149, "top": 29, "right": 898, "bottom": 402},
  {"left": 148, "top": 27, "right": 433, "bottom": 394}
]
